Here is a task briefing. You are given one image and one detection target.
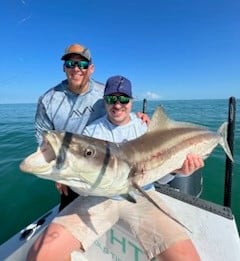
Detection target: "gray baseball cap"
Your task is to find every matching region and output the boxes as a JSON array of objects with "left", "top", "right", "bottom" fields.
[{"left": 61, "top": 43, "right": 91, "bottom": 61}]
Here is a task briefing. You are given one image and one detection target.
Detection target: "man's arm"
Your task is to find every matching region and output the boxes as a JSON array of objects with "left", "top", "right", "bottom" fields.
[
  {"left": 136, "top": 112, "right": 150, "bottom": 126},
  {"left": 35, "top": 97, "right": 54, "bottom": 145},
  {"left": 35, "top": 97, "right": 69, "bottom": 196}
]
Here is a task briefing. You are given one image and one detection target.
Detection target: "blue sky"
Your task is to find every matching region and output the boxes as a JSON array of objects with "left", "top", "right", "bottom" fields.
[{"left": 0, "top": 0, "right": 239, "bottom": 103}]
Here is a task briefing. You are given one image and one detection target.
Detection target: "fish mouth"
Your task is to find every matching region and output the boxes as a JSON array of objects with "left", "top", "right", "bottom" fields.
[
  {"left": 20, "top": 134, "right": 58, "bottom": 174},
  {"left": 41, "top": 136, "right": 57, "bottom": 163}
]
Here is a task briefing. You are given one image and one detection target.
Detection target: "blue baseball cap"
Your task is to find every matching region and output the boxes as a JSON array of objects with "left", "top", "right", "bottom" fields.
[{"left": 104, "top": 75, "right": 133, "bottom": 98}]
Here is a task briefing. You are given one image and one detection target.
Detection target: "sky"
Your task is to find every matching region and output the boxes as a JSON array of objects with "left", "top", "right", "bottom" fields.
[{"left": 0, "top": 0, "right": 239, "bottom": 103}]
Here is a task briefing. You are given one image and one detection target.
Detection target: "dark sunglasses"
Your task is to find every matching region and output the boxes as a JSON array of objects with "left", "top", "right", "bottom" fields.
[
  {"left": 64, "top": 60, "right": 90, "bottom": 70},
  {"left": 104, "top": 95, "right": 131, "bottom": 105}
]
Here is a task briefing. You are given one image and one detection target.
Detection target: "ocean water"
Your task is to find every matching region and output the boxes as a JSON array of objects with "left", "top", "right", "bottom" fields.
[{"left": 0, "top": 99, "right": 239, "bottom": 245}]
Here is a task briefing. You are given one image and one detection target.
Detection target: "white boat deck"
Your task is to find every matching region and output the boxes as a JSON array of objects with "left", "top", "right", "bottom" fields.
[{"left": 1, "top": 188, "right": 240, "bottom": 261}]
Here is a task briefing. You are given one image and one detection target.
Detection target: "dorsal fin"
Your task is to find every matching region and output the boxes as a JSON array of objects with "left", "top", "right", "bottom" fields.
[
  {"left": 147, "top": 106, "right": 175, "bottom": 132},
  {"left": 147, "top": 106, "right": 207, "bottom": 132}
]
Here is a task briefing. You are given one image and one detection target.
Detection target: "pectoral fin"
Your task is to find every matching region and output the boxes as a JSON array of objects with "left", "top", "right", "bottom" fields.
[{"left": 132, "top": 182, "right": 192, "bottom": 233}]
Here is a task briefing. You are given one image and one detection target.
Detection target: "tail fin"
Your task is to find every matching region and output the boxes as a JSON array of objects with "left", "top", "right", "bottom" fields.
[{"left": 218, "top": 122, "right": 234, "bottom": 162}]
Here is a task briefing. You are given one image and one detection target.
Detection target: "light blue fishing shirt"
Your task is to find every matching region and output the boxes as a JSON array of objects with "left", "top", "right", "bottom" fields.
[
  {"left": 35, "top": 79, "right": 105, "bottom": 145},
  {"left": 83, "top": 113, "right": 147, "bottom": 143}
]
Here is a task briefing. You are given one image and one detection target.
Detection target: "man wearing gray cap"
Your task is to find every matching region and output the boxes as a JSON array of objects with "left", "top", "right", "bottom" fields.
[
  {"left": 34, "top": 43, "right": 106, "bottom": 210},
  {"left": 29, "top": 75, "right": 202, "bottom": 261},
  {"left": 35, "top": 43, "right": 104, "bottom": 145}
]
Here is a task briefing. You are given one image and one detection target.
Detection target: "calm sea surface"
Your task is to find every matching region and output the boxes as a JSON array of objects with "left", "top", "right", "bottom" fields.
[{"left": 0, "top": 99, "right": 239, "bottom": 244}]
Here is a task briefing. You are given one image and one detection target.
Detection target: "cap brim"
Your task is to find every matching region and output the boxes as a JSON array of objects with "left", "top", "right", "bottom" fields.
[{"left": 61, "top": 53, "right": 90, "bottom": 61}]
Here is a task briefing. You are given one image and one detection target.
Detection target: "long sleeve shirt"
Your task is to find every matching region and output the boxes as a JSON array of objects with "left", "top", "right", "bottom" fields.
[{"left": 35, "top": 78, "right": 105, "bottom": 145}]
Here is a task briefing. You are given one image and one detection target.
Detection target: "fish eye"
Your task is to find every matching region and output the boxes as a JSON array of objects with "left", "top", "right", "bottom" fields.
[{"left": 84, "top": 146, "right": 95, "bottom": 158}]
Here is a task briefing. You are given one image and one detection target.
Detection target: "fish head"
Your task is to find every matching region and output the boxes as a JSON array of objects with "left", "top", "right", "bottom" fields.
[{"left": 20, "top": 131, "right": 129, "bottom": 195}]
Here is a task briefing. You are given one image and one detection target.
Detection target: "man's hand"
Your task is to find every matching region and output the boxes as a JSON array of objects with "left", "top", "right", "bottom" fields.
[
  {"left": 174, "top": 154, "right": 204, "bottom": 175},
  {"left": 136, "top": 112, "right": 150, "bottom": 126},
  {"left": 55, "top": 183, "right": 69, "bottom": 196}
]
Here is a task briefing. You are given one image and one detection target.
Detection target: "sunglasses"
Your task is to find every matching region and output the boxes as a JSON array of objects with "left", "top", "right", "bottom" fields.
[
  {"left": 64, "top": 60, "right": 90, "bottom": 70},
  {"left": 104, "top": 95, "right": 131, "bottom": 105}
]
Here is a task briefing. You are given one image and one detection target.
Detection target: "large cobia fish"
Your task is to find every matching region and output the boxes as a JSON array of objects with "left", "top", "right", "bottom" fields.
[{"left": 20, "top": 107, "right": 233, "bottom": 198}]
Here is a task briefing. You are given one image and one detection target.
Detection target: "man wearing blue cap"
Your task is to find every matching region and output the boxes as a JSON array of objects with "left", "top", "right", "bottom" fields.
[
  {"left": 83, "top": 75, "right": 148, "bottom": 142},
  {"left": 28, "top": 75, "right": 202, "bottom": 261}
]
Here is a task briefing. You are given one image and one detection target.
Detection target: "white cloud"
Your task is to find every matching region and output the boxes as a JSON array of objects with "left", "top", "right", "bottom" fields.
[
  {"left": 18, "top": 13, "right": 32, "bottom": 24},
  {"left": 145, "top": 91, "right": 161, "bottom": 100},
  {"left": 20, "top": 0, "right": 27, "bottom": 5}
]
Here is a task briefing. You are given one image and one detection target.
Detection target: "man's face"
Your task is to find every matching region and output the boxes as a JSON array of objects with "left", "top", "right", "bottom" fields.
[
  {"left": 63, "top": 54, "right": 94, "bottom": 93},
  {"left": 104, "top": 93, "right": 132, "bottom": 126}
]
